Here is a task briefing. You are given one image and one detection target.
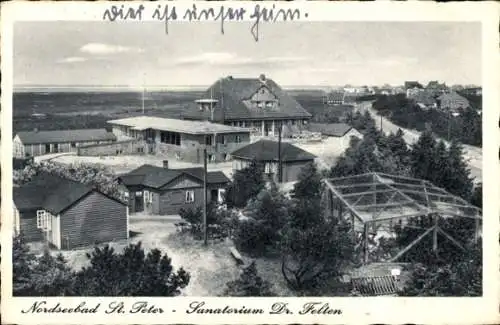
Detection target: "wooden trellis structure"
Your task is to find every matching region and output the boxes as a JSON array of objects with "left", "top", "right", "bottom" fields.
[{"left": 323, "top": 172, "right": 482, "bottom": 264}]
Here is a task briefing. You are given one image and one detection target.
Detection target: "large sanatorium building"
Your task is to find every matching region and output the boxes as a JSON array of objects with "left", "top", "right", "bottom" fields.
[{"left": 182, "top": 74, "right": 312, "bottom": 137}]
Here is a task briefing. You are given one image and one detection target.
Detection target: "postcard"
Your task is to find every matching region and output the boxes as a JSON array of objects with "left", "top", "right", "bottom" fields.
[{"left": 1, "top": 1, "right": 499, "bottom": 324}]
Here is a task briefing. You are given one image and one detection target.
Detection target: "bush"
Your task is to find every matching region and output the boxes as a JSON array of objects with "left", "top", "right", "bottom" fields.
[{"left": 223, "top": 262, "right": 275, "bottom": 296}]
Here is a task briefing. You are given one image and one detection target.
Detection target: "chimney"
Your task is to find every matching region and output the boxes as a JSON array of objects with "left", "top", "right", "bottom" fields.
[
  {"left": 163, "top": 160, "right": 169, "bottom": 169},
  {"left": 227, "top": 75, "right": 233, "bottom": 80},
  {"left": 259, "top": 74, "right": 266, "bottom": 82}
]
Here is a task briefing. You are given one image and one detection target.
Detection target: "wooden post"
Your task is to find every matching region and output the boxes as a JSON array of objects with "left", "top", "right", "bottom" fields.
[
  {"left": 278, "top": 123, "right": 283, "bottom": 183},
  {"left": 432, "top": 215, "right": 438, "bottom": 257},
  {"left": 474, "top": 217, "right": 480, "bottom": 243},
  {"left": 363, "top": 223, "right": 369, "bottom": 264},
  {"left": 203, "top": 145, "right": 208, "bottom": 246}
]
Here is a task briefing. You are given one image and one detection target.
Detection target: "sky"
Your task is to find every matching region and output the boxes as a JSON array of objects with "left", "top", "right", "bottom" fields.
[{"left": 14, "top": 21, "right": 481, "bottom": 88}]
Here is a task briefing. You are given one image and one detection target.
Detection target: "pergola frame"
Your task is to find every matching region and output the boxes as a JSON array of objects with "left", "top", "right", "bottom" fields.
[{"left": 323, "top": 172, "right": 482, "bottom": 264}]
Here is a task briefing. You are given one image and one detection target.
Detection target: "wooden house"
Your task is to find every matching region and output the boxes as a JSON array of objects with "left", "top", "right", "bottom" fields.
[
  {"left": 13, "top": 173, "right": 128, "bottom": 250},
  {"left": 118, "top": 163, "right": 231, "bottom": 215}
]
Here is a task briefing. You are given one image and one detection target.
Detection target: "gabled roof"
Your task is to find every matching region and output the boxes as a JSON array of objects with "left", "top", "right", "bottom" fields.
[
  {"left": 14, "top": 173, "right": 124, "bottom": 215},
  {"left": 15, "top": 129, "right": 116, "bottom": 145},
  {"left": 306, "top": 123, "right": 355, "bottom": 137},
  {"left": 119, "top": 164, "right": 230, "bottom": 189},
  {"left": 107, "top": 116, "right": 249, "bottom": 135},
  {"left": 230, "top": 140, "right": 316, "bottom": 162},
  {"left": 409, "top": 91, "right": 437, "bottom": 106},
  {"left": 181, "top": 76, "right": 312, "bottom": 121}
]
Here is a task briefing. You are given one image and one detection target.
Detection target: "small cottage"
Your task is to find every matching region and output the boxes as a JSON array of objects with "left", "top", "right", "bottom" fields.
[
  {"left": 13, "top": 173, "right": 128, "bottom": 250},
  {"left": 230, "top": 140, "right": 316, "bottom": 183},
  {"left": 118, "top": 163, "right": 231, "bottom": 215}
]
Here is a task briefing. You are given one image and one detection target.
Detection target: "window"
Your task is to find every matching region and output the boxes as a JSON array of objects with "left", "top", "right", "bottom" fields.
[
  {"left": 266, "top": 101, "right": 274, "bottom": 108},
  {"left": 257, "top": 101, "right": 264, "bottom": 109},
  {"left": 124, "top": 192, "right": 130, "bottom": 199},
  {"left": 137, "top": 147, "right": 144, "bottom": 153},
  {"left": 36, "top": 210, "right": 51, "bottom": 230},
  {"left": 144, "top": 190, "right": 153, "bottom": 203},
  {"left": 205, "top": 135, "right": 213, "bottom": 146},
  {"left": 221, "top": 135, "right": 227, "bottom": 145},
  {"left": 135, "top": 191, "right": 143, "bottom": 197},
  {"left": 160, "top": 131, "right": 181, "bottom": 146},
  {"left": 235, "top": 135, "right": 242, "bottom": 143},
  {"left": 185, "top": 190, "right": 195, "bottom": 203},
  {"left": 71, "top": 142, "right": 76, "bottom": 148}
]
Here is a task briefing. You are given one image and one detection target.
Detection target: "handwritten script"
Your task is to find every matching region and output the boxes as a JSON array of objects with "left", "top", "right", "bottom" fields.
[{"left": 102, "top": 4, "right": 307, "bottom": 41}]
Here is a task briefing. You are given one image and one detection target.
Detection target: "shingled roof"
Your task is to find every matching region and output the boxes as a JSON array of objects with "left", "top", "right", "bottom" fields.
[
  {"left": 231, "top": 140, "right": 316, "bottom": 162},
  {"left": 15, "top": 129, "right": 116, "bottom": 145},
  {"left": 182, "top": 75, "right": 312, "bottom": 122},
  {"left": 119, "top": 164, "right": 230, "bottom": 189},
  {"left": 13, "top": 173, "right": 123, "bottom": 215}
]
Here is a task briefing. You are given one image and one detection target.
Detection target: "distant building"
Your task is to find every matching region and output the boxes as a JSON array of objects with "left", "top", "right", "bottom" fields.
[
  {"left": 404, "top": 81, "right": 424, "bottom": 97},
  {"left": 13, "top": 129, "right": 116, "bottom": 158},
  {"left": 118, "top": 163, "right": 230, "bottom": 215},
  {"left": 462, "top": 87, "right": 482, "bottom": 96},
  {"left": 408, "top": 91, "right": 438, "bottom": 110},
  {"left": 305, "top": 123, "right": 363, "bottom": 149},
  {"left": 182, "top": 74, "right": 312, "bottom": 137},
  {"left": 326, "top": 91, "right": 346, "bottom": 105},
  {"left": 107, "top": 116, "right": 251, "bottom": 164},
  {"left": 13, "top": 173, "right": 128, "bottom": 250},
  {"left": 230, "top": 139, "right": 316, "bottom": 183},
  {"left": 425, "top": 80, "right": 448, "bottom": 96},
  {"left": 437, "top": 91, "right": 470, "bottom": 112}
]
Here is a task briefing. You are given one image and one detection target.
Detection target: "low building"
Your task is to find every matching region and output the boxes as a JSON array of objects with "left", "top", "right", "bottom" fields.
[
  {"left": 13, "top": 129, "right": 117, "bottom": 158},
  {"left": 408, "top": 91, "right": 438, "bottom": 110},
  {"left": 118, "top": 163, "right": 231, "bottom": 215},
  {"left": 13, "top": 173, "right": 128, "bottom": 250},
  {"left": 107, "top": 116, "right": 251, "bottom": 163},
  {"left": 305, "top": 123, "right": 363, "bottom": 149},
  {"left": 181, "top": 74, "right": 312, "bottom": 137},
  {"left": 230, "top": 140, "right": 316, "bottom": 183},
  {"left": 437, "top": 91, "right": 470, "bottom": 112},
  {"left": 326, "top": 91, "right": 345, "bottom": 105}
]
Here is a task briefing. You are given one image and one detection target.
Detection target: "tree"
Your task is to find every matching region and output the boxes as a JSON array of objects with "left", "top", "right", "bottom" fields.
[
  {"left": 12, "top": 234, "right": 37, "bottom": 296},
  {"left": 179, "top": 203, "right": 238, "bottom": 240},
  {"left": 13, "top": 234, "right": 74, "bottom": 296},
  {"left": 471, "top": 183, "right": 482, "bottom": 208},
  {"left": 222, "top": 262, "right": 275, "bottom": 296},
  {"left": 445, "top": 140, "right": 474, "bottom": 200},
  {"left": 73, "top": 242, "right": 190, "bottom": 296},
  {"left": 233, "top": 183, "right": 291, "bottom": 255},
  {"left": 401, "top": 243, "right": 481, "bottom": 296},
  {"left": 410, "top": 130, "right": 437, "bottom": 181},
  {"left": 281, "top": 217, "right": 355, "bottom": 292},
  {"left": 291, "top": 162, "right": 322, "bottom": 202},
  {"left": 225, "top": 160, "right": 265, "bottom": 208}
]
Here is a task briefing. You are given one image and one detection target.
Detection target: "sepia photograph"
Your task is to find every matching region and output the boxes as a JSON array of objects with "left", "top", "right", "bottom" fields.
[{"left": 1, "top": 1, "right": 498, "bottom": 324}]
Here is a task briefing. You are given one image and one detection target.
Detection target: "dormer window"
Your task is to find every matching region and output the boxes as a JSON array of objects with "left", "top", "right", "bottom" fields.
[
  {"left": 257, "top": 101, "right": 264, "bottom": 109},
  {"left": 266, "top": 101, "right": 274, "bottom": 108}
]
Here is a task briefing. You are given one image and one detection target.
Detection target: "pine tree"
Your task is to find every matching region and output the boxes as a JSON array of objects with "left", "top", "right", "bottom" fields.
[
  {"left": 223, "top": 262, "right": 275, "bottom": 296},
  {"left": 12, "top": 234, "right": 36, "bottom": 296},
  {"left": 410, "top": 130, "right": 437, "bottom": 180},
  {"left": 446, "top": 140, "right": 474, "bottom": 200},
  {"left": 225, "top": 160, "right": 265, "bottom": 208},
  {"left": 291, "top": 162, "right": 322, "bottom": 202}
]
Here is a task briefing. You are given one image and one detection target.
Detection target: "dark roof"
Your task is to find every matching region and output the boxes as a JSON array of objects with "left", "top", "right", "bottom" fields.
[
  {"left": 404, "top": 81, "right": 423, "bottom": 89},
  {"left": 15, "top": 129, "right": 116, "bottom": 145},
  {"left": 306, "top": 123, "right": 354, "bottom": 137},
  {"left": 181, "top": 76, "right": 312, "bottom": 122},
  {"left": 230, "top": 140, "right": 316, "bottom": 162},
  {"left": 13, "top": 173, "right": 117, "bottom": 215},
  {"left": 119, "top": 164, "right": 230, "bottom": 189},
  {"left": 409, "top": 91, "right": 437, "bottom": 106}
]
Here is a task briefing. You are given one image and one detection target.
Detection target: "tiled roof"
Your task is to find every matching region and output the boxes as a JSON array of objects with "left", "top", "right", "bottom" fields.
[
  {"left": 13, "top": 173, "right": 119, "bottom": 215},
  {"left": 230, "top": 140, "right": 316, "bottom": 162},
  {"left": 16, "top": 129, "right": 116, "bottom": 145},
  {"left": 404, "top": 81, "right": 423, "bottom": 89},
  {"left": 438, "top": 92, "right": 470, "bottom": 110},
  {"left": 108, "top": 116, "right": 249, "bottom": 135},
  {"left": 410, "top": 91, "right": 437, "bottom": 106},
  {"left": 119, "top": 164, "right": 230, "bottom": 189},
  {"left": 306, "top": 123, "right": 354, "bottom": 137},
  {"left": 181, "top": 76, "right": 312, "bottom": 121}
]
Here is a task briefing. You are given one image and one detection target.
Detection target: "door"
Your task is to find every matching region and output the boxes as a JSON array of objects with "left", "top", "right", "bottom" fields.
[
  {"left": 45, "top": 144, "right": 51, "bottom": 153},
  {"left": 135, "top": 191, "right": 144, "bottom": 212},
  {"left": 210, "top": 189, "right": 218, "bottom": 202}
]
